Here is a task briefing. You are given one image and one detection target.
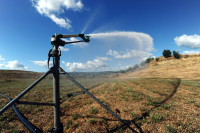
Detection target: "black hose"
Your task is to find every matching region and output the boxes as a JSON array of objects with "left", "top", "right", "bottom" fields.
[{"left": 0, "top": 94, "right": 43, "bottom": 133}]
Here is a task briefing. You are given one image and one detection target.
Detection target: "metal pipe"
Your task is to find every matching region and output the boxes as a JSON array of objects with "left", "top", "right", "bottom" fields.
[
  {"left": 52, "top": 34, "right": 80, "bottom": 38},
  {"left": 62, "top": 34, "right": 80, "bottom": 38},
  {"left": 52, "top": 46, "right": 63, "bottom": 133},
  {"left": 0, "top": 69, "right": 51, "bottom": 115},
  {"left": 0, "top": 94, "right": 43, "bottom": 133},
  {"left": 16, "top": 101, "right": 54, "bottom": 106},
  {"left": 65, "top": 41, "right": 84, "bottom": 44},
  {"left": 59, "top": 67, "right": 137, "bottom": 132}
]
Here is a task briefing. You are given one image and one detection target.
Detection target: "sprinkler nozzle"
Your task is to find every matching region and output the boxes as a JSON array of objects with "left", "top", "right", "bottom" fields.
[{"left": 79, "top": 34, "right": 90, "bottom": 42}]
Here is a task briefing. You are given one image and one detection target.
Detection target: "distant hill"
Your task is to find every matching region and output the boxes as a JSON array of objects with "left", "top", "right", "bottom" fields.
[
  {"left": 1, "top": 53, "right": 200, "bottom": 80},
  {"left": 121, "top": 53, "right": 200, "bottom": 80},
  {"left": 0, "top": 69, "right": 120, "bottom": 80},
  {"left": 0, "top": 70, "right": 44, "bottom": 80}
]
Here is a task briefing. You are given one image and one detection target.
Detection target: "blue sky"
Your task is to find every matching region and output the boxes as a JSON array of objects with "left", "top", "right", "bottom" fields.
[{"left": 0, "top": 0, "right": 200, "bottom": 72}]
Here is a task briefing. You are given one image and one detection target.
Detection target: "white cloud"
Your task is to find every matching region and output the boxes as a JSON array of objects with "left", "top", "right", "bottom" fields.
[
  {"left": 118, "top": 61, "right": 122, "bottom": 66},
  {"left": 0, "top": 60, "right": 28, "bottom": 70},
  {"left": 31, "top": 0, "right": 84, "bottom": 29},
  {"left": 59, "top": 47, "right": 69, "bottom": 51},
  {"left": 0, "top": 55, "right": 5, "bottom": 61},
  {"left": 31, "top": 60, "right": 53, "bottom": 68},
  {"left": 62, "top": 59, "right": 109, "bottom": 72},
  {"left": 62, "top": 37, "right": 88, "bottom": 48},
  {"left": 182, "top": 51, "right": 200, "bottom": 55},
  {"left": 107, "top": 49, "right": 153, "bottom": 59},
  {"left": 96, "top": 57, "right": 113, "bottom": 61},
  {"left": 174, "top": 34, "right": 200, "bottom": 49},
  {"left": 0, "top": 64, "right": 5, "bottom": 67},
  {"left": 48, "top": 14, "right": 72, "bottom": 29}
]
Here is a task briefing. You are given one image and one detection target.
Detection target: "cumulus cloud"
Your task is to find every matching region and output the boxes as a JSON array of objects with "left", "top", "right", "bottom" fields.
[
  {"left": 62, "top": 37, "right": 88, "bottom": 48},
  {"left": 0, "top": 55, "right": 5, "bottom": 61},
  {"left": 0, "top": 60, "right": 28, "bottom": 70},
  {"left": 59, "top": 47, "right": 69, "bottom": 51},
  {"left": 107, "top": 49, "right": 153, "bottom": 59},
  {"left": 182, "top": 51, "right": 200, "bottom": 55},
  {"left": 30, "top": 60, "right": 53, "bottom": 68},
  {"left": 31, "top": 0, "right": 84, "bottom": 29},
  {"left": 174, "top": 34, "right": 200, "bottom": 49},
  {"left": 62, "top": 59, "right": 109, "bottom": 72},
  {"left": 48, "top": 14, "right": 72, "bottom": 29},
  {"left": 96, "top": 57, "right": 113, "bottom": 61},
  {"left": 0, "top": 64, "right": 5, "bottom": 67}
]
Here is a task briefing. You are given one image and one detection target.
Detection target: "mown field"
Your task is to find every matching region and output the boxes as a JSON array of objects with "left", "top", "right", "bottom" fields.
[{"left": 0, "top": 75, "right": 200, "bottom": 132}]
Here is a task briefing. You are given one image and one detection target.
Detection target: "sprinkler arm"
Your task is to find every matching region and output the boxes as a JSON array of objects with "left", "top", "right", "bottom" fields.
[{"left": 51, "top": 33, "right": 90, "bottom": 46}]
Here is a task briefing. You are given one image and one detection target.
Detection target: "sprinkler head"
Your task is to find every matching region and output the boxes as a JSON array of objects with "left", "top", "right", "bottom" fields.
[{"left": 79, "top": 34, "right": 90, "bottom": 42}]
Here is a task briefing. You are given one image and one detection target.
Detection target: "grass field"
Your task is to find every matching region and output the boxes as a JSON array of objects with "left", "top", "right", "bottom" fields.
[{"left": 0, "top": 75, "right": 200, "bottom": 133}]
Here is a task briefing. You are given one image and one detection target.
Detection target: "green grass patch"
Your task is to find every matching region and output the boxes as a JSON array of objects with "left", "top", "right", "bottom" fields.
[
  {"left": 90, "top": 106, "right": 98, "bottom": 114},
  {"left": 150, "top": 112, "right": 165, "bottom": 123},
  {"left": 130, "top": 112, "right": 135, "bottom": 117},
  {"left": 121, "top": 96, "right": 128, "bottom": 101},
  {"left": 165, "top": 124, "right": 177, "bottom": 133},
  {"left": 161, "top": 104, "right": 171, "bottom": 110},
  {"left": 66, "top": 119, "right": 73, "bottom": 129},
  {"left": 73, "top": 113, "right": 79, "bottom": 120},
  {"left": 88, "top": 119, "right": 97, "bottom": 124},
  {"left": 187, "top": 98, "right": 195, "bottom": 103}
]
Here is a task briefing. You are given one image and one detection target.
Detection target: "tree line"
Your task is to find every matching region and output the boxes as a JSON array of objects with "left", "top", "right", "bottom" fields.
[{"left": 120, "top": 49, "right": 180, "bottom": 73}]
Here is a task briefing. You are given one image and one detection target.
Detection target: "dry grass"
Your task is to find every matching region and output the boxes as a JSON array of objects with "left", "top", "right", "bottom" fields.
[
  {"left": 0, "top": 53, "right": 200, "bottom": 133},
  {"left": 119, "top": 53, "right": 200, "bottom": 80}
]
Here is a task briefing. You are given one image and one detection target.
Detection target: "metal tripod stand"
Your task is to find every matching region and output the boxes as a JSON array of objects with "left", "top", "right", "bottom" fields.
[{"left": 0, "top": 33, "right": 137, "bottom": 133}]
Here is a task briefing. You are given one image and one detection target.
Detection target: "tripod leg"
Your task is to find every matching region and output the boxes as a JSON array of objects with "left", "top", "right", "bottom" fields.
[
  {"left": 59, "top": 67, "right": 138, "bottom": 132},
  {"left": 0, "top": 68, "right": 52, "bottom": 115}
]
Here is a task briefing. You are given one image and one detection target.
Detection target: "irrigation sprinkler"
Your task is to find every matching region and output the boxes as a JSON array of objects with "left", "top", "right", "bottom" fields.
[{"left": 0, "top": 33, "right": 137, "bottom": 133}]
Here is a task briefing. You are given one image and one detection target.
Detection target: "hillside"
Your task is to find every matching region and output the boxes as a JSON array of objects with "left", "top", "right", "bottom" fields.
[
  {"left": 121, "top": 53, "right": 200, "bottom": 80},
  {"left": 0, "top": 70, "right": 43, "bottom": 80}
]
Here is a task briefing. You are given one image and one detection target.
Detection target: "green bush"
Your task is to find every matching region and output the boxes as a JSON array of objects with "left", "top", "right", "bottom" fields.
[
  {"left": 173, "top": 51, "right": 180, "bottom": 59},
  {"left": 162, "top": 50, "right": 171, "bottom": 58},
  {"left": 126, "top": 66, "right": 134, "bottom": 72},
  {"left": 133, "top": 64, "right": 140, "bottom": 70},
  {"left": 119, "top": 70, "right": 126, "bottom": 73},
  {"left": 156, "top": 58, "right": 159, "bottom": 61},
  {"left": 145, "top": 57, "right": 154, "bottom": 63},
  {"left": 140, "top": 61, "right": 146, "bottom": 66}
]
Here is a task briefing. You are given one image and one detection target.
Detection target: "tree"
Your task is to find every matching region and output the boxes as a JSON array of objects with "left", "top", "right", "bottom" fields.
[
  {"left": 127, "top": 66, "right": 134, "bottom": 72},
  {"left": 140, "top": 60, "right": 147, "bottom": 66},
  {"left": 162, "top": 49, "right": 172, "bottom": 58},
  {"left": 133, "top": 64, "right": 140, "bottom": 70},
  {"left": 173, "top": 51, "right": 180, "bottom": 59},
  {"left": 145, "top": 57, "right": 154, "bottom": 63},
  {"left": 119, "top": 70, "right": 126, "bottom": 73}
]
